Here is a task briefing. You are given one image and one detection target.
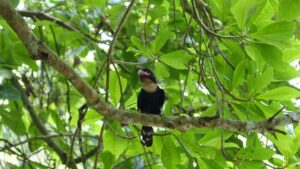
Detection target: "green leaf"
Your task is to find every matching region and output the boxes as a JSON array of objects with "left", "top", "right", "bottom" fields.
[
  {"left": 278, "top": 0, "right": 300, "bottom": 21},
  {"left": 256, "top": 102, "right": 281, "bottom": 118},
  {"left": 231, "top": 0, "right": 266, "bottom": 29},
  {"left": 195, "top": 146, "right": 218, "bottom": 160},
  {"left": 222, "top": 39, "right": 245, "bottom": 65},
  {"left": 246, "top": 43, "right": 287, "bottom": 71},
  {"left": 238, "top": 160, "right": 264, "bottom": 169},
  {"left": 103, "top": 126, "right": 128, "bottom": 158},
  {"left": 109, "top": 71, "right": 127, "bottom": 107},
  {"left": 201, "top": 151, "right": 227, "bottom": 169},
  {"left": 245, "top": 43, "right": 263, "bottom": 61},
  {"left": 12, "top": 42, "right": 38, "bottom": 71},
  {"left": 0, "top": 31, "right": 38, "bottom": 70},
  {"left": 161, "top": 136, "right": 180, "bottom": 169},
  {"left": 50, "top": 110, "right": 65, "bottom": 132},
  {"left": 10, "top": 0, "right": 20, "bottom": 7},
  {"left": 151, "top": 29, "right": 170, "bottom": 53},
  {"left": 237, "top": 147, "right": 274, "bottom": 160},
  {"left": 130, "top": 36, "right": 151, "bottom": 56},
  {"left": 246, "top": 133, "right": 262, "bottom": 148},
  {"left": 154, "top": 61, "right": 170, "bottom": 78},
  {"left": 282, "top": 40, "right": 300, "bottom": 62},
  {"left": 208, "top": 0, "right": 232, "bottom": 22},
  {"left": 199, "top": 129, "right": 233, "bottom": 148},
  {"left": 250, "top": 67, "right": 273, "bottom": 94},
  {"left": 274, "top": 65, "right": 300, "bottom": 81},
  {"left": 173, "top": 133, "right": 197, "bottom": 169},
  {"left": 232, "top": 60, "right": 246, "bottom": 88},
  {"left": 267, "top": 133, "right": 294, "bottom": 160},
  {"left": 124, "top": 90, "right": 137, "bottom": 109},
  {"left": 100, "top": 151, "right": 116, "bottom": 169},
  {"left": 58, "top": 31, "right": 83, "bottom": 42},
  {"left": 84, "top": 0, "right": 107, "bottom": 8},
  {"left": 0, "top": 67, "right": 12, "bottom": 79},
  {"left": 0, "top": 83, "right": 20, "bottom": 100},
  {"left": 131, "top": 36, "right": 146, "bottom": 50},
  {"left": 160, "top": 50, "right": 192, "bottom": 69},
  {"left": 0, "top": 109, "right": 26, "bottom": 135},
  {"left": 257, "top": 87, "right": 300, "bottom": 101},
  {"left": 251, "top": 22, "right": 295, "bottom": 46},
  {"left": 253, "top": 1, "right": 274, "bottom": 28},
  {"left": 82, "top": 61, "right": 97, "bottom": 76},
  {"left": 28, "top": 124, "right": 43, "bottom": 151}
]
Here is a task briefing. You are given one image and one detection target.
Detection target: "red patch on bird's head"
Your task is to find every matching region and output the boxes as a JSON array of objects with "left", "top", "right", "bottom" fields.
[
  {"left": 138, "top": 69, "right": 157, "bottom": 83},
  {"left": 138, "top": 69, "right": 151, "bottom": 78}
]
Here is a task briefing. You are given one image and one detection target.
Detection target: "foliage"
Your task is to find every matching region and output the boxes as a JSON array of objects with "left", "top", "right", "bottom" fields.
[{"left": 1, "top": 0, "right": 300, "bottom": 168}]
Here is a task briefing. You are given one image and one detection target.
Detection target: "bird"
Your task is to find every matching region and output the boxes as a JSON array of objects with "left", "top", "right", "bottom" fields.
[{"left": 137, "top": 68, "right": 165, "bottom": 147}]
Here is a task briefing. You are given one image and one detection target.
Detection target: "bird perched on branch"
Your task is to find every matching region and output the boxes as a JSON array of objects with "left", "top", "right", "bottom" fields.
[{"left": 137, "top": 69, "right": 165, "bottom": 147}]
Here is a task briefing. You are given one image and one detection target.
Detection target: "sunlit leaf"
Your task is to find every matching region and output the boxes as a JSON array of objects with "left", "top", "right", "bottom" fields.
[
  {"left": 151, "top": 28, "right": 170, "bottom": 54},
  {"left": 278, "top": 0, "right": 300, "bottom": 21},
  {"left": 161, "top": 136, "right": 181, "bottom": 169},
  {"left": 109, "top": 70, "right": 127, "bottom": 107},
  {"left": 130, "top": 36, "right": 152, "bottom": 56},
  {"left": 103, "top": 127, "right": 128, "bottom": 159},
  {"left": 154, "top": 61, "right": 170, "bottom": 78},
  {"left": 238, "top": 160, "right": 264, "bottom": 169},
  {"left": 232, "top": 60, "right": 246, "bottom": 88},
  {"left": 251, "top": 22, "right": 295, "bottom": 46},
  {"left": 245, "top": 43, "right": 288, "bottom": 71},
  {"left": 100, "top": 151, "right": 116, "bottom": 169},
  {"left": 237, "top": 147, "right": 274, "bottom": 160},
  {"left": 250, "top": 67, "right": 273, "bottom": 94},
  {"left": 257, "top": 87, "right": 300, "bottom": 101},
  {"left": 160, "top": 50, "right": 192, "bottom": 69},
  {"left": 231, "top": 0, "right": 266, "bottom": 29}
]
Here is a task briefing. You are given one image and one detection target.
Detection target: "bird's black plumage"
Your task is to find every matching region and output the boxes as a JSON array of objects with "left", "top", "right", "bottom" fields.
[{"left": 137, "top": 69, "right": 165, "bottom": 147}]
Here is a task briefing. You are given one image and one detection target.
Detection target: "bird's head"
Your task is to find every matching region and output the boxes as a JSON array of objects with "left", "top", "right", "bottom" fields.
[
  {"left": 138, "top": 69, "right": 157, "bottom": 92},
  {"left": 138, "top": 69, "right": 157, "bottom": 83}
]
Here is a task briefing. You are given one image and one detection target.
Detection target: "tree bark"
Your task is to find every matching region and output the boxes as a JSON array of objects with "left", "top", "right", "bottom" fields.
[{"left": 0, "top": 0, "right": 299, "bottom": 135}]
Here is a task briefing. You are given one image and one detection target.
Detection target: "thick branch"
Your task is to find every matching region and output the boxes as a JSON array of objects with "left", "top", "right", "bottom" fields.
[{"left": 1, "top": 0, "right": 300, "bottom": 135}]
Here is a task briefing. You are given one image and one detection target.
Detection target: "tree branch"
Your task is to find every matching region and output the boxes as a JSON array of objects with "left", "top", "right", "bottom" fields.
[
  {"left": 18, "top": 10, "right": 100, "bottom": 43},
  {"left": 181, "top": 0, "right": 241, "bottom": 39},
  {"left": 11, "top": 76, "right": 76, "bottom": 168},
  {"left": 105, "top": 0, "right": 136, "bottom": 101},
  {"left": 1, "top": 0, "right": 300, "bottom": 136}
]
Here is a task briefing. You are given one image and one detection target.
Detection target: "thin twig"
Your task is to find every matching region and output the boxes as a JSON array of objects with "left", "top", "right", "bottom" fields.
[
  {"left": 142, "top": 145, "right": 152, "bottom": 169},
  {"left": 18, "top": 10, "right": 100, "bottom": 43},
  {"left": 134, "top": 126, "right": 152, "bottom": 169},
  {"left": 112, "top": 64, "right": 125, "bottom": 108},
  {"left": 182, "top": 0, "right": 242, "bottom": 39},
  {"left": 105, "top": 0, "right": 136, "bottom": 102},
  {"left": 107, "top": 124, "right": 136, "bottom": 140},
  {"left": 93, "top": 122, "right": 106, "bottom": 169},
  {"left": 0, "top": 133, "right": 97, "bottom": 150},
  {"left": 113, "top": 59, "right": 154, "bottom": 66},
  {"left": 11, "top": 76, "right": 76, "bottom": 168},
  {"left": 144, "top": 0, "right": 151, "bottom": 43},
  {"left": 269, "top": 106, "right": 286, "bottom": 121}
]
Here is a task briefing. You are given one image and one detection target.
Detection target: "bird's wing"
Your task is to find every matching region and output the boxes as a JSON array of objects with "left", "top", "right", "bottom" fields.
[
  {"left": 137, "top": 89, "right": 144, "bottom": 112},
  {"left": 159, "top": 88, "right": 165, "bottom": 109}
]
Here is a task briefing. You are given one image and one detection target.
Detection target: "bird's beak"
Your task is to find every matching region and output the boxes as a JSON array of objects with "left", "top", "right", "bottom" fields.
[{"left": 138, "top": 70, "right": 150, "bottom": 77}]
